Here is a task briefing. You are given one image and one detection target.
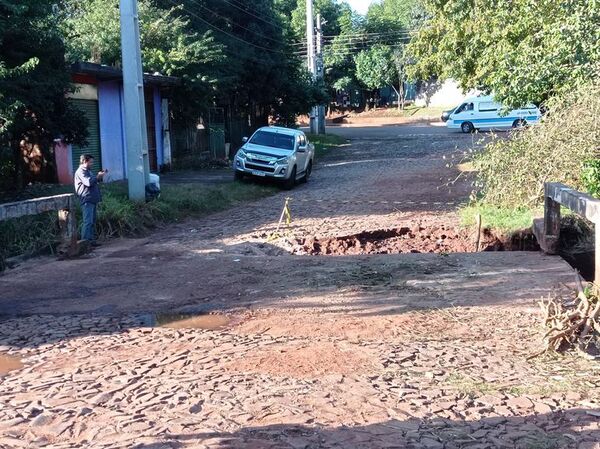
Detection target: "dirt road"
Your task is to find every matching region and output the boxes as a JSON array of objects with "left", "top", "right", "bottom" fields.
[{"left": 0, "top": 125, "right": 598, "bottom": 449}]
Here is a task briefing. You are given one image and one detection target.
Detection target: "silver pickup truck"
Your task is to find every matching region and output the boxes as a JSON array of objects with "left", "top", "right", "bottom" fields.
[{"left": 233, "top": 126, "right": 315, "bottom": 189}]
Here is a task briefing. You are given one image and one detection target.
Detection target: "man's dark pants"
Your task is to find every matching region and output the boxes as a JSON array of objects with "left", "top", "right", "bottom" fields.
[{"left": 81, "top": 202, "right": 97, "bottom": 242}]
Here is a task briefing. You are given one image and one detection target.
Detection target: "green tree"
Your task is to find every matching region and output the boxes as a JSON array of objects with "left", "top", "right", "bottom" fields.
[
  {"left": 391, "top": 44, "right": 409, "bottom": 109},
  {"left": 322, "top": 5, "right": 365, "bottom": 105},
  {"left": 1, "top": 0, "right": 87, "bottom": 190},
  {"left": 172, "top": 0, "right": 314, "bottom": 125},
  {"left": 290, "top": 0, "right": 352, "bottom": 41},
  {"left": 62, "top": 0, "right": 221, "bottom": 78},
  {"left": 407, "top": 0, "right": 600, "bottom": 108},
  {"left": 355, "top": 45, "right": 395, "bottom": 91},
  {"left": 62, "top": 0, "right": 323, "bottom": 127},
  {"left": 365, "top": 0, "right": 419, "bottom": 32},
  {"left": 354, "top": 43, "right": 409, "bottom": 109},
  {"left": 61, "top": 0, "right": 223, "bottom": 121}
]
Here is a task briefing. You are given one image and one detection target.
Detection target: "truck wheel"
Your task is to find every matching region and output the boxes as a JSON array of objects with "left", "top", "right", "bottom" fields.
[
  {"left": 234, "top": 171, "right": 244, "bottom": 182},
  {"left": 300, "top": 161, "right": 312, "bottom": 184},
  {"left": 283, "top": 166, "right": 296, "bottom": 190},
  {"left": 461, "top": 121, "right": 475, "bottom": 133}
]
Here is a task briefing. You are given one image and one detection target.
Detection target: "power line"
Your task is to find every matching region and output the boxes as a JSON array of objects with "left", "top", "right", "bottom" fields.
[
  {"left": 323, "top": 33, "right": 415, "bottom": 43},
  {"left": 218, "top": 0, "right": 284, "bottom": 31},
  {"left": 322, "top": 30, "right": 416, "bottom": 39},
  {"left": 324, "top": 37, "right": 412, "bottom": 46},
  {"left": 297, "top": 34, "right": 413, "bottom": 48},
  {"left": 166, "top": 0, "right": 287, "bottom": 54},
  {"left": 220, "top": 0, "right": 306, "bottom": 47},
  {"left": 184, "top": 0, "right": 289, "bottom": 47},
  {"left": 295, "top": 37, "right": 412, "bottom": 55}
]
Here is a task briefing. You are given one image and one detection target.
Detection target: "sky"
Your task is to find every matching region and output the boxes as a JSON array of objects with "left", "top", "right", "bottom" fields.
[{"left": 345, "top": 0, "right": 377, "bottom": 15}]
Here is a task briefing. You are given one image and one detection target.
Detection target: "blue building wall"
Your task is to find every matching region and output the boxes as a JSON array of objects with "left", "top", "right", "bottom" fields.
[
  {"left": 98, "top": 81, "right": 126, "bottom": 181},
  {"left": 97, "top": 81, "right": 164, "bottom": 181}
]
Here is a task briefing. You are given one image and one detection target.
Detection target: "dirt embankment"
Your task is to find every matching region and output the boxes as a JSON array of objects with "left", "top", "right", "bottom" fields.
[{"left": 292, "top": 224, "right": 540, "bottom": 256}]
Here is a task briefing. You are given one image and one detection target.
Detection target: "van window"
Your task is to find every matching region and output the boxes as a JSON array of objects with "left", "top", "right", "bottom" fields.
[
  {"left": 479, "top": 102, "right": 500, "bottom": 112},
  {"left": 455, "top": 102, "right": 474, "bottom": 114}
]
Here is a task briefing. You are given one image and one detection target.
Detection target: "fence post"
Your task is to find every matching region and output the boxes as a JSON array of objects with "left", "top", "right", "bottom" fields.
[
  {"left": 596, "top": 224, "right": 600, "bottom": 285},
  {"left": 543, "top": 184, "right": 561, "bottom": 254},
  {"left": 57, "top": 196, "right": 78, "bottom": 257}
]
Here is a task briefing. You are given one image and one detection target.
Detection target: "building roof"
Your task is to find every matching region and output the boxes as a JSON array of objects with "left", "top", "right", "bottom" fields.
[{"left": 71, "top": 62, "right": 181, "bottom": 87}]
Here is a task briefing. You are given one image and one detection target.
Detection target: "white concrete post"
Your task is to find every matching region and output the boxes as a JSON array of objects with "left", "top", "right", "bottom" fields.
[{"left": 120, "top": 0, "right": 150, "bottom": 200}]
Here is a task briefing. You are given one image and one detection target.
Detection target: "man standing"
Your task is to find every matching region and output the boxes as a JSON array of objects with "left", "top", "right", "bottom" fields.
[{"left": 74, "top": 154, "right": 107, "bottom": 246}]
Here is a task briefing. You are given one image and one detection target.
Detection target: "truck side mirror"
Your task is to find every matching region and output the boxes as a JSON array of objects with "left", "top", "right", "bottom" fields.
[{"left": 242, "top": 136, "right": 248, "bottom": 143}]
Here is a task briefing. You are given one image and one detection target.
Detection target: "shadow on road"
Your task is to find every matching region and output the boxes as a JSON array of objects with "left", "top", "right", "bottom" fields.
[{"left": 131, "top": 411, "right": 599, "bottom": 448}]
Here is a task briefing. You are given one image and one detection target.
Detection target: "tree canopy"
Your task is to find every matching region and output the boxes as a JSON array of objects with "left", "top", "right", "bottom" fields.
[
  {"left": 1, "top": 0, "right": 423, "bottom": 190},
  {"left": 407, "top": 0, "right": 600, "bottom": 108},
  {"left": 354, "top": 45, "right": 396, "bottom": 90},
  {"left": 61, "top": 0, "right": 221, "bottom": 81},
  {"left": 1, "top": 0, "right": 87, "bottom": 188}
]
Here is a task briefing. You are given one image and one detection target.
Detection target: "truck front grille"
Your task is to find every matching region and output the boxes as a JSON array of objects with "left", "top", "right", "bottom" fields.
[{"left": 246, "top": 162, "right": 275, "bottom": 173}]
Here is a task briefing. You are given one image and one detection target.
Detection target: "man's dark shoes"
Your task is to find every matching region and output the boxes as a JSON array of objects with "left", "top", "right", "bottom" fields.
[{"left": 90, "top": 241, "right": 102, "bottom": 247}]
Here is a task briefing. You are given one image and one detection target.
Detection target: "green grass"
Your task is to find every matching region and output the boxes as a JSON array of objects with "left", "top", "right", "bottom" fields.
[
  {"left": 306, "top": 133, "right": 349, "bottom": 157},
  {"left": 445, "top": 372, "right": 498, "bottom": 397},
  {"left": 350, "top": 105, "right": 448, "bottom": 119},
  {"left": 460, "top": 203, "right": 541, "bottom": 234},
  {"left": 96, "top": 181, "right": 275, "bottom": 237},
  {"left": 445, "top": 371, "right": 584, "bottom": 399},
  {"left": 0, "top": 181, "right": 276, "bottom": 268}
]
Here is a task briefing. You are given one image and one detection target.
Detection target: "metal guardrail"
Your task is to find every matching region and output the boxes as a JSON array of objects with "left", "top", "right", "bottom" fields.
[
  {"left": 0, "top": 194, "right": 79, "bottom": 258},
  {"left": 533, "top": 182, "right": 599, "bottom": 282}
]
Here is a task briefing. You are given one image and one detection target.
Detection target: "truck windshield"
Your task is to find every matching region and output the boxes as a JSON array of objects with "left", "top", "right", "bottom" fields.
[{"left": 249, "top": 131, "right": 295, "bottom": 151}]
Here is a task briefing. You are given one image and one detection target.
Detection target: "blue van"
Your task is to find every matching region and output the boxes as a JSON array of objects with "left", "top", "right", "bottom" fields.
[{"left": 447, "top": 95, "right": 541, "bottom": 133}]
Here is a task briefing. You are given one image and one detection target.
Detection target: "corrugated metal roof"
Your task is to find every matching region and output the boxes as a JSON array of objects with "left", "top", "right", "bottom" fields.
[{"left": 71, "top": 62, "right": 181, "bottom": 87}]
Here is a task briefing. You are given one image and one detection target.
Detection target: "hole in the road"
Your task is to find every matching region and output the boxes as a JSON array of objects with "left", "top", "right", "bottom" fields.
[
  {"left": 292, "top": 225, "right": 540, "bottom": 256},
  {"left": 0, "top": 354, "right": 23, "bottom": 375},
  {"left": 153, "top": 313, "right": 231, "bottom": 330}
]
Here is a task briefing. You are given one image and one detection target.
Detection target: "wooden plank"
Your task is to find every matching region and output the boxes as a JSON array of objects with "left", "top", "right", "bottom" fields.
[
  {"left": 544, "top": 182, "right": 599, "bottom": 283},
  {"left": 546, "top": 182, "right": 600, "bottom": 224},
  {"left": 596, "top": 226, "right": 600, "bottom": 285}
]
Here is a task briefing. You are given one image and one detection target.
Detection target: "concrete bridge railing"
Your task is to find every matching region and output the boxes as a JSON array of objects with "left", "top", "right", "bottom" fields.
[
  {"left": 533, "top": 182, "right": 599, "bottom": 282},
  {"left": 0, "top": 194, "right": 79, "bottom": 258}
]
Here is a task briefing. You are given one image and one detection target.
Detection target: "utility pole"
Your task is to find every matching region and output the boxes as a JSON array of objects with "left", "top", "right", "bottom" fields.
[
  {"left": 315, "top": 14, "right": 326, "bottom": 135},
  {"left": 306, "top": 0, "right": 318, "bottom": 135},
  {"left": 120, "top": 0, "right": 150, "bottom": 201}
]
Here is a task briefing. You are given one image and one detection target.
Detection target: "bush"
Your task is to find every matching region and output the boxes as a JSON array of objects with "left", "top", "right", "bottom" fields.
[
  {"left": 460, "top": 203, "right": 538, "bottom": 233},
  {"left": 582, "top": 159, "right": 600, "bottom": 197},
  {"left": 472, "top": 83, "right": 600, "bottom": 209},
  {"left": 0, "top": 181, "right": 276, "bottom": 269}
]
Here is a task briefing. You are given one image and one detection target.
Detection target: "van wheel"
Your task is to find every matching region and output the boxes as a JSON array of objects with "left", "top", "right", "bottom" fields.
[
  {"left": 512, "top": 119, "right": 527, "bottom": 129},
  {"left": 234, "top": 171, "right": 244, "bottom": 182},
  {"left": 461, "top": 121, "right": 475, "bottom": 133}
]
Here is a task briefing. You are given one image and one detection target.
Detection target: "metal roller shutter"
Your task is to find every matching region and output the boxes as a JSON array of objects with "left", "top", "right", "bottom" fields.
[{"left": 70, "top": 99, "right": 101, "bottom": 173}]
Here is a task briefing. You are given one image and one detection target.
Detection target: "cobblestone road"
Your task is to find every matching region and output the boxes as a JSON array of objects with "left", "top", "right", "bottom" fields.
[{"left": 0, "top": 125, "right": 598, "bottom": 448}]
